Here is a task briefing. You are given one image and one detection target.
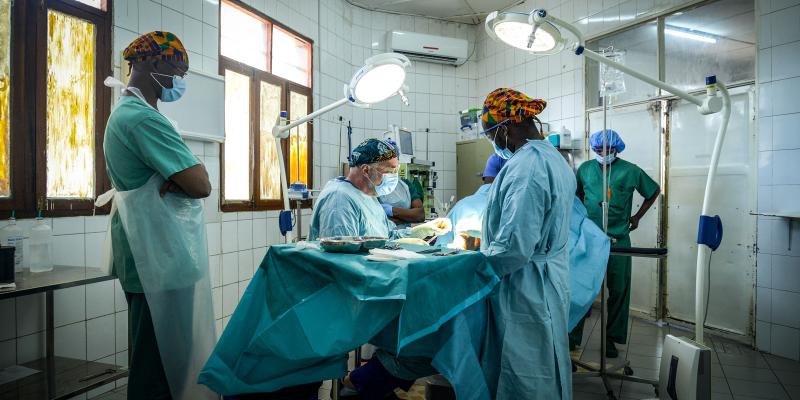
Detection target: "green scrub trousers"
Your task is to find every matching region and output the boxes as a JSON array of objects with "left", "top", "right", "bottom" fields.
[
  {"left": 569, "top": 158, "right": 659, "bottom": 348},
  {"left": 126, "top": 292, "right": 171, "bottom": 400}
]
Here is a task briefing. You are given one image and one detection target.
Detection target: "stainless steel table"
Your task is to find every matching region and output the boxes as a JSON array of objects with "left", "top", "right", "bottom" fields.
[{"left": 0, "top": 267, "right": 128, "bottom": 400}]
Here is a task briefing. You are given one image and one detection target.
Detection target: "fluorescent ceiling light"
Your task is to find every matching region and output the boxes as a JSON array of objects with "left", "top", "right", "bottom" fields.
[{"left": 665, "top": 27, "right": 717, "bottom": 43}]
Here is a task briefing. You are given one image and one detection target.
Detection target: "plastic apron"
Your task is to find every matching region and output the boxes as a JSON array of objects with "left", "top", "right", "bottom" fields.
[{"left": 98, "top": 77, "right": 217, "bottom": 400}]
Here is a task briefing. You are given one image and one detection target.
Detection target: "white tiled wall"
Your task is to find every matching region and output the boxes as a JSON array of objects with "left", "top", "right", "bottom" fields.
[
  {"left": 1, "top": 0, "right": 475, "bottom": 397},
  {"left": 754, "top": 0, "right": 800, "bottom": 362}
]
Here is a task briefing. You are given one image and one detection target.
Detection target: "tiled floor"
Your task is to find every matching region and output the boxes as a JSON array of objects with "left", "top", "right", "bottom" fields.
[
  {"left": 95, "top": 314, "right": 800, "bottom": 400},
  {"left": 572, "top": 313, "right": 800, "bottom": 400}
]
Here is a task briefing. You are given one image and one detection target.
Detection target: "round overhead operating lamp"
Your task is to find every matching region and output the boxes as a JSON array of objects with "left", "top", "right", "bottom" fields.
[
  {"left": 484, "top": 11, "right": 566, "bottom": 54},
  {"left": 271, "top": 53, "right": 411, "bottom": 232},
  {"left": 485, "top": 8, "right": 730, "bottom": 345}
]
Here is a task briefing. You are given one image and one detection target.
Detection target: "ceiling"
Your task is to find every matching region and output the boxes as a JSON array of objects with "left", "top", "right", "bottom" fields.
[{"left": 345, "top": 0, "right": 524, "bottom": 24}]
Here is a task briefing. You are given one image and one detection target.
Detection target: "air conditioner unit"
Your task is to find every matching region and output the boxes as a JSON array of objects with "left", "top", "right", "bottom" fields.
[{"left": 389, "top": 31, "right": 469, "bottom": 65}]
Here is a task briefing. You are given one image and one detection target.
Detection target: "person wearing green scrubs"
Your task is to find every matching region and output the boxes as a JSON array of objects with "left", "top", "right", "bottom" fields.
[
  {"left": 104, "top": 32, "right": 211, "bottom": 399},
  {"left": 569, "top": 129, "right": 660, "bottom": 358}
]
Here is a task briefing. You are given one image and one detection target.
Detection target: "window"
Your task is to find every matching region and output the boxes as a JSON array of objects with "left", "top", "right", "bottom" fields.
[
  {"left": 585, "top": 0, "right": 754, "bottom": 108},
  {"left": 586, "top": 21, "right": 658, "bottom": 108},
  {"left": 273, "top": 26, "right": 311, "bottom": 87},
  {"left": 0, "top": 0, "right": 111, "bottom": 217},
  {"left": 220, "top": 0, "right": 313, "bottom": 211},
  {"left": 0, "top": 0, "right": 10, "bottom": 198},
  {"left": 664, "top": 0, "right": 755, "bottom": 91}
]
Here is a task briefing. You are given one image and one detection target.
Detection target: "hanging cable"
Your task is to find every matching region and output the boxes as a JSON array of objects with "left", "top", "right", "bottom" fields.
[{"left": 702, "top": 253, "right": 714, "bottom": 326}]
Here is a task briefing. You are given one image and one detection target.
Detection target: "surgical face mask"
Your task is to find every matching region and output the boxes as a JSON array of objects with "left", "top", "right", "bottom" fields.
[
  {"left": 595, "top": 153, "right": 617, "bottom": 165},
  {"left": 151, "top": 72, "right": 186, "bottom": 102},
  {"left": 363, "top": 166, "right": 399, "bottom": 196},
  {"left": 375, "top": 173, "right": 399, "bottom": 196},
  {"left": 490, "top": 126, "right": 514, "bottom": 160}
]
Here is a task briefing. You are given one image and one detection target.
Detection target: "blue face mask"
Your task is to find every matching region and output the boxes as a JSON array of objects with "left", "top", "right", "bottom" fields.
[
  {"left": 152, "top": 73, "right": 187, "bottom": 102},
  {"left": 490, "top": 125, "right": 515, "bottom": 160},
  {"left": 595, "top": 153, "right": 617, "bottom": 165},
  {"left": 492, "top": 141, "right": 515, "bottom": 160},
  {"left": 375, "top": 173, "right": 399, "bottom": 196}
]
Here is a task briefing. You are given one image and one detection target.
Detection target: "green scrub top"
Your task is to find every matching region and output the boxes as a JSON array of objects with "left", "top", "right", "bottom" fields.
[
  {"left": 576, "top": 158, "right": 659, "bottom": 239},
  {"left": 103, "top": 95, "right": 200, "bottom": 293},
  {"left": 402, "top": 178, "right": 423, "bottom": 202}
]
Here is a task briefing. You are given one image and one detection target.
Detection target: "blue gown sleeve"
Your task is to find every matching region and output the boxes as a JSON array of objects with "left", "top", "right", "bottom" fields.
[
  {"left": 484, "top": 173, "right": 547, "bottom": 277},
  {"left": 316, "top": 204, "right": 362, "bottom": 238}
]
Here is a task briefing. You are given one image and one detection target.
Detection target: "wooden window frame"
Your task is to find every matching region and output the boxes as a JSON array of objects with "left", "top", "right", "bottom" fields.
[
  {"left": 219, "top": 0, "right": 313, "bottom": 212},
  {"left": 0, "top": 0, "right": 112, "bottom": 219}
]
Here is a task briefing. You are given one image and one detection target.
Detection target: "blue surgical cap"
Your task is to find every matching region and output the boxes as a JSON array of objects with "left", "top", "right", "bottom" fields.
[
  {"left": 590, "top": 129, "right": 625, "bottom": 153},
  {"left": 483, "top": 154, "right": 506, "bottom": 178},
  {"left": 384, "top": 137, "right": 399, "bottom": 151}
]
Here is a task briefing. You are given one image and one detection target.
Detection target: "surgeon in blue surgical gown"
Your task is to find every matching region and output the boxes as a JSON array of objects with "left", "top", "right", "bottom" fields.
[
  {"left": 308, "top": 138, "right": 452, "bottom": 400},
  {"left": 479, "top": 88, "right": 576, "bottom": 400}
]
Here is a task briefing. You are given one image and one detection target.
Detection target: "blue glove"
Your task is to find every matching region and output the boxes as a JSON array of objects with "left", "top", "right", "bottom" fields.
[{"left": 382, "top": 203, "right": 394, "bottom": 216}]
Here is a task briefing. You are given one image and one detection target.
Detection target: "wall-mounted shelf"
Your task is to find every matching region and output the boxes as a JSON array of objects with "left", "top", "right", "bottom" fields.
[
  {"left": 751, "top": 211, "right": 800, "bottom": 219},
  {"left": 751, "top": 211, "right": 800, "bottom": 251}
]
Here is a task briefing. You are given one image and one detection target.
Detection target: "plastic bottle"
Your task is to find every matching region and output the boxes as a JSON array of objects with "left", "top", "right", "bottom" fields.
[
  {"left": 26, "top": 214, "right": 53, "bottom": 273},
  {"left": 0, "top": 211, "right": 25, "bottom": 271},
  {"left": 559, "top": 126, "right": 572, "bottom": 150}
]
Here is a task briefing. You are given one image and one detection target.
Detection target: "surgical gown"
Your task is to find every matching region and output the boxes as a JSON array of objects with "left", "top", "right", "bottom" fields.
[
  {"left": 481, "top": 140, "right": 576, "bottom": 400},
  {"left": 309, "top": 178, "right": 402, "bottom": 240}
]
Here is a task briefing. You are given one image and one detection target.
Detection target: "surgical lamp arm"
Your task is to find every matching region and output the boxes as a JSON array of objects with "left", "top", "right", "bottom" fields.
[
  {"left": 532, "top": 10, "right": 585, "bottom": 51},
  {"left": 272, "top": 97, "right": 349, "bottom": 139},
  {"left": 272, "top": 96, "right": 350, "bottom": 212}
]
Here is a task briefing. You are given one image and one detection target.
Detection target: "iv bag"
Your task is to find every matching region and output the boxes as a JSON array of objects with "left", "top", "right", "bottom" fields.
[{"left": 600, "top": 50, "right": 627, "bottom": 97}]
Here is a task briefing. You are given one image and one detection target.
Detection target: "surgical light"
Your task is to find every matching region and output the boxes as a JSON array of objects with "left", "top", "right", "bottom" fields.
[
  {"left": 484, "top": 6, "right": 731, "bottom": 345},
  {"left": 665, "top": 27, "right": 717, "bottom": 43},
  {"left": 271, "top": 53, "right": 411, "bottom": 214},
  {"left": 350, "top": 62, "right": 406, "bottom": 104},
  {"left": 485, "top": 11, "right": 565, "bottom": 55}
]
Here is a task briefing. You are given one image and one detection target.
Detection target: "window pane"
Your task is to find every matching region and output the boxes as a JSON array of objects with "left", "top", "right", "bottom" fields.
[
  {"left": 46, "top": 10, "right": 95, "bottom": 199},
  {"left": 665, "top": 0, "right": 755, "bottom": 91},
  {"left": 72, "top": 0, "right": 104, "bottom": 10},
  {"left": 259, "top": 81, "right": 282, "bottom": 201},
  {"left": 0, "top": 0, "right": 10, "bottom": 197},
  {"left": 223, "top": 70, "right": 251, "bottom": 201},
  {"left": 586, "top": 21, "right": 658, "bottom": 108},
  {"left": 221, "top": 1, "right": 268, "bottom": 71},
  {"left": 273, "top": 27, "right": 310, "bottom": 87},
  {"left": 288, "top": 91, "right": 308, "bottom": 185}
]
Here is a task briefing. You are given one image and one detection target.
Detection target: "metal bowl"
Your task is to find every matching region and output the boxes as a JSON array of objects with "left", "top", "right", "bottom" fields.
[
  {"left": 359, "top": 236, "right": 387, "bottom": 250},
  {"left": 320, "top": 237, "right": 364, "bottom": 253}
]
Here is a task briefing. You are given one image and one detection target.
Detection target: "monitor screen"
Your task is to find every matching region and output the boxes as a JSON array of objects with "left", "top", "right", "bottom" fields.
[{"left": 399, "top": 130, "right": 413, "bottom": 156}]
